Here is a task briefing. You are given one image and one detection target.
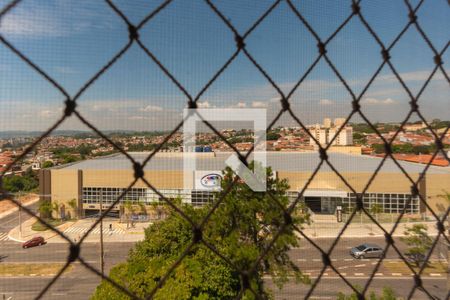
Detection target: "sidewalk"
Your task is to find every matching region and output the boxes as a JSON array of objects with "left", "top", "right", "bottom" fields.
[
  {"left": 298, "top": 220, "right": 440, "bottom": 239},
  {"left": 8, "top": 214, "right": 440, "bottom": 244},
  {"left": 8, "top": 217, "right": 148, "bottom": 243},
  {"left": 8, "top": 217, "right": 75, "bottom": 243}
]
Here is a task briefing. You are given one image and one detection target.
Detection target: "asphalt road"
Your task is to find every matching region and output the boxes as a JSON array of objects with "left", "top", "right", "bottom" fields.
[
  {"left": 1, "top": 237, "right": 447, "bottom": 299},
  {"left": 0, "top": 202, "right": 39, "bottom": 241},
  {"left": 1, "top": 208, "right": 448, "bottom": 299}
]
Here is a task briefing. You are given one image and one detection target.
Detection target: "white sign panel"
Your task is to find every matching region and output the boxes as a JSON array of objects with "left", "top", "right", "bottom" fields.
[{"left": 194, "top": 171, "right": 222, "bottom": 190}]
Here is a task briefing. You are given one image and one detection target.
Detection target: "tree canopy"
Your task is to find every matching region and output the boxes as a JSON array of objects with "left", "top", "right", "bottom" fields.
[{"left": 93, "top": 163, "right": 310, "bottom": 299}]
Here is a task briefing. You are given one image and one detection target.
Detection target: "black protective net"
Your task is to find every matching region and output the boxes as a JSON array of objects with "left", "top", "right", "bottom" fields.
[{"left": 0, "top": 0, "right": 449, "bottom": 299}]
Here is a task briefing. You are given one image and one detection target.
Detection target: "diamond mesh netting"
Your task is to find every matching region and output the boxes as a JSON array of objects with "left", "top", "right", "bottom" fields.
[{"left": 0, "top": 0, "right": 449, "bottom": 299}]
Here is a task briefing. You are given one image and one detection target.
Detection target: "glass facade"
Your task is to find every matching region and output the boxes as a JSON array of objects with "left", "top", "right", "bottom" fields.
[
  {"left": 83, "top": 188, "right": 420, "bottom": 214},
  {"left": 82, "top": 187, "right": 215, "bottom": 207}
]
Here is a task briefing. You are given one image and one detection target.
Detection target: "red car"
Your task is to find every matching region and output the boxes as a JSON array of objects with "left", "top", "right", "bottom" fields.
[{"left": 22, "top": 236, "right": 46, "bottom": 249}]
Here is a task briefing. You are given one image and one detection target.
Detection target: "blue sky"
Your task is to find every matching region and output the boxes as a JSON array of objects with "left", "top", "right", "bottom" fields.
[{"left": 0, "top": 0, "right": 448, "bottom": 131}]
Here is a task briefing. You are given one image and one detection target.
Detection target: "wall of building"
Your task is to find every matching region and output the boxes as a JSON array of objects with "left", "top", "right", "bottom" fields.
[
  {"left": 278, "top": 171, "right": 450, "bottom": 215},
  {"left": 424, "top": 173, "right": 450, "bottom": 215},
  {"left": 49, "top": 167, "right": 450, "bottom": 217},
  {"left": 278, "top": 171, "right": 417, "bottom": 193},
  {"left": 50, "top": 169, "right": 80, "bottom": 218},
  {"left": 82, "top": 170, "right": 189, "bottom": 189}
]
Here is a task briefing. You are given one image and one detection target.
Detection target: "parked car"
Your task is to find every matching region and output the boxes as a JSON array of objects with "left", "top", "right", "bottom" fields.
[
  {"left": 350, "top": 243, "right": 384, "bottom": 259},
  {"left": 22, "top": 236, "right": 46, "bottom": 249}
]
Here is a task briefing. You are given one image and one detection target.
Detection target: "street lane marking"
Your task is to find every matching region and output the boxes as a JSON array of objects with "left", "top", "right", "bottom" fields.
[
  {"left": 375, "top": 273, "right": 383, "bottom": 276},
  {"left": 0, "top": 232, "right": 9, "bottom": 241},
  {"left": 340, "top": 273, "right": 347, "bottom": 276},
  {"left": 313, "top": 259, "right": 321, "bottom": 262},
  {"left": 338, "top": 266, "right": 348, "bottom": 270},
  {"left": 354, "top": 273, "right": 364, "bottom": 276},
  {"left": 344, "top": 258, "right": 353, "bottom": 261},
  {"left": 354, "top": 264, "right": 366, "bottom": 267},
  {"left": 429, "top": 273, "right": 442, "bottom": 277},
  {"left": 63, "top": 227, "right": 125, "bottom": 235},
  {"left": 297, "top": 259, "right": 307, "bottom": 262},
  {"left": 392, "top": 273, "right": 402, "bottom": 276},
  {"left": 323, "top": 273, "right": 329, "bottom": 276}
]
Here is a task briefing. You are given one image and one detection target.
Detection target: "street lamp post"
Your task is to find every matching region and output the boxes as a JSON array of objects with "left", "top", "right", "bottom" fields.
[
  {"left": 18, "top": 192, "right": 22, "bottom": 238},
  {"left": 99, "top": 191, "right": 104, "bottom": 276}
]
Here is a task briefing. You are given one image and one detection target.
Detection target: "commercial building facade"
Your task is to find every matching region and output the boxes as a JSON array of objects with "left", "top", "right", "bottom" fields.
[{"left": 40, "top": 152, "right": 450, "bottom": 218}]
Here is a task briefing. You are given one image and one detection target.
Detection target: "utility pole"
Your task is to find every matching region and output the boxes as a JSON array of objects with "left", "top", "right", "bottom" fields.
[
  {"left": 99, "top": 191, "right": 104, "bottom": 276},
  {"left": 18, "top": 192, "right": 22, "bottom": 238}
]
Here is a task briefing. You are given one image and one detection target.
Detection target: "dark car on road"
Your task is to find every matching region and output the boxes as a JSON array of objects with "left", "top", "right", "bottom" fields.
[
  {"left": 350, "top": 243, "right": 384, "bottom": 259},
  {"left": 22, "top": 236, "right": 46, "bottom": 249}
]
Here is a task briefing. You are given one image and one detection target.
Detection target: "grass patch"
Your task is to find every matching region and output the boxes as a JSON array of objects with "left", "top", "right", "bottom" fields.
[
  {"left": 0, "top": 263, "right": 72, "bottom": 276},
  {"left": 383, "top": 261, "right": 448, "bottom": 274},
  {"left": 31, "top": 219, "right": 65, "bottom": 231}
]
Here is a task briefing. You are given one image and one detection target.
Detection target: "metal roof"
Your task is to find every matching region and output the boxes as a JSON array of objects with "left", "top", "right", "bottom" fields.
[{"left": 61, "top": 152, "right": 450, "bottom": 174}]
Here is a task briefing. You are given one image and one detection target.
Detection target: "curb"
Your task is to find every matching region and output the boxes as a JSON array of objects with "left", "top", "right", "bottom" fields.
[
  {"left": 6, "top": 233, "right": 25, "bottom": 243},
  {"left": 0, "top": 197, "right": 40, "bottom": 219}
]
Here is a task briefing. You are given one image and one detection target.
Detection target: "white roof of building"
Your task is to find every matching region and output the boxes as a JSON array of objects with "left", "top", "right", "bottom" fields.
[{"left": 61, "top": 152, "right": 450, "bottom": 174}]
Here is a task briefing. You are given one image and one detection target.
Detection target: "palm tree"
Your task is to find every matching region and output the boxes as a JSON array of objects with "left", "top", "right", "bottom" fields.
[
  {"left": 52, "top": 202, "right": 60, "bottom": 220},
  {"left": 123, "top": 200, "right": 134, "bottom": 228},
  {"left": 38, "top": 200, "right": 52, "bottom": 219},
  {"left": 68, "top": 198, "right": 77, "bottom": 219},
  {"left": 437, "top": 191, "right": 450, "bottom": 231},
  {"left": 369, "top": 203, "right": 383, "bottom": 234}
]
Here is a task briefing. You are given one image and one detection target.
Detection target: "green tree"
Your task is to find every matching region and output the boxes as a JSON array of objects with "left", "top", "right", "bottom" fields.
[
  {"left": 93, "top": 163, "right": 309, "bottom": 299},
  {"left": 370, "top": 203, "right": 383, "bottom": 221},
  {"left": 138, "top": 201, "right": 147, "bottom": 216},
  {"left": 122, "top": 200, "right": 134, "bottom": 229},
  {"left": 52, "top": 202, "right": 60, "bottom": 220},
  {"left": 2, "top": 170, "right": 38, "bottom": 193},
  {"left": 437, "top": 191, "right": 450, "bottom": 231},
  {"left": 369, "top": 203, "right": 383, "bottom": 234},
  {"left": 38, "top": 201, "right": 53, "bottom": 219},
  {"left": 353, "top": 132, "right": 367, "bottom": 145},
  {"left": 42, "top": 161, "right": 54, "bottom": 168},
  {"left": 266, "top": 132, "right": 281, "bottom": 141},
  {"left": 400, "top": 224, "right": 433, "bottom": 267},
  {"left": 62, "top": 154, "right": 79, "bottom": 164},
  {"left": 67, "top": 198, "right": 78, "bottom": 219}
]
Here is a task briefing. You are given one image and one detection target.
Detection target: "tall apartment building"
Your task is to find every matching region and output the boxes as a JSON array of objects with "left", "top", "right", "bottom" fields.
[
  {"left": 309, "top": 119, "right": 353, "bottom": 146},
  {"left": 328, "top": 127, "right": 353, "bottom": 146},
  {"left": 323, "top": 118, "right": 332, "bottom": 128},
  {"left": 309, "top": 124, "right": 328, "bottom": 146},
  {"left": 334, "top": 118, "right": 346, "bottom": 128}
]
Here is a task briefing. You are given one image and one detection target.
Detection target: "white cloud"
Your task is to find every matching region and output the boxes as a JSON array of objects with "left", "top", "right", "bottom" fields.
[
  {"left": 228, "top": 101, "right": 247, "bottom": 108},
  {"left": 361, "top": 97, "right": 396, "bottom": 105},
  {"left": 140, "top": 105, "right": 163, "bottom": 112},
  {"left": 197, "top": 101, "right": 212, "bottom": 108},
  {"left": 0, "top": 11, "right": 66, "bottom": 37},
  {"left": 39, "top": 108, "right": 62, "bottom": 118},
  {"left": 251, "top": 101, "right": 267, "bottom": 108},
  {"left": 376, "top": 70, "right": 445, "bottom": 83},
  {"left": 319, "top": 99, "right": 334, "bottom": 105},
  {"left": 0, "top": 1, "right": 115, "bottom": 38}
]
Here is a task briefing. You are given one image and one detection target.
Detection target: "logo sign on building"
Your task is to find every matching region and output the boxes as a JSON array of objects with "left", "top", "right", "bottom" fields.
[
  {"left": 194, "top": 171, "right": 222, "bottom": 190},
  {"left": 183, "top": 109, "right": 267, "bottom": 191}
]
